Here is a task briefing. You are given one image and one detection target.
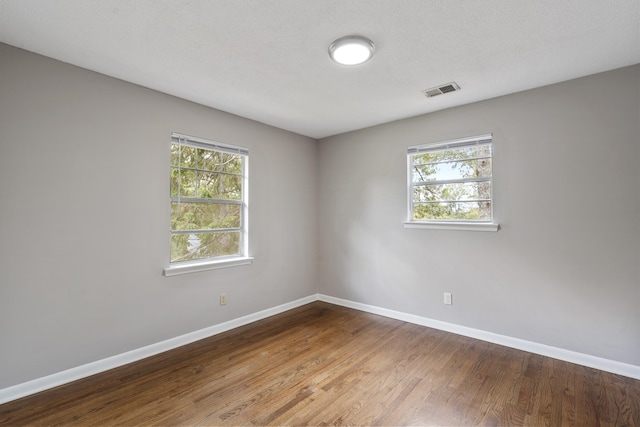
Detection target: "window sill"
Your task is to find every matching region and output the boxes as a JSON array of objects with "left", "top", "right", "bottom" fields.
[
  {"left": 163, "top": 256, "right": 254, "bottom": 277},
  {"left": 403, "top": 221, "right": 499, "bottom": 232}
]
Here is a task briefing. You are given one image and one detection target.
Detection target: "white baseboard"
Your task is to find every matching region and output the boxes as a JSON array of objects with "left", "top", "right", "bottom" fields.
[
  {"left": 317, "top": 294, "right": 640, "bottom": 381},
  {"left": 0, "top": 295, "right": 318, "bottom": 405},
  {"left": 2, "top": 293, "right": 638, "bottom": 405}
]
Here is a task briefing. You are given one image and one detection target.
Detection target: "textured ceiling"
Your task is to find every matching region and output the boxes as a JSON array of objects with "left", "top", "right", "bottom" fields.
[{"left": 0, "top": 0, "right": 638, "bottom": 139}]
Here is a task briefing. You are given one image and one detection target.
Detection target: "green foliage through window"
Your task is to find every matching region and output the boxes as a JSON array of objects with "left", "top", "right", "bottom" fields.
[
  {"left": 170, "top": 134, "right": 247, "bottom": 263},
  {"left": 408, "top": 135, "right": 493, "bottom": 221}
]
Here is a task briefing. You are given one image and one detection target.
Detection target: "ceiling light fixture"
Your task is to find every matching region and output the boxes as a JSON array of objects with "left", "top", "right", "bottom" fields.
[{"left": 328, "top": 35, "right": 375, "bottom": 66}]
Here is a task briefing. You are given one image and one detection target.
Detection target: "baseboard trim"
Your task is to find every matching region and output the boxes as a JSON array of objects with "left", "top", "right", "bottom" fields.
[
  {"left": 317, "top": 294, "right": 640, "bottom": 380},
  {"left": 2, "top": 293, "right": 638, "bottom": 405},
  {"left": 0, "top": 294, "right": 318, "bottom": 405}
]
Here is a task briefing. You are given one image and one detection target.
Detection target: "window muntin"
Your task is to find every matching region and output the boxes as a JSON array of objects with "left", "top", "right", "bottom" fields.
[
  {"left": 170, "top": 133, "right": 248, "bottom": 264},
  {"left": 408, "top": 134, "right": 493, "bottom": 222}
]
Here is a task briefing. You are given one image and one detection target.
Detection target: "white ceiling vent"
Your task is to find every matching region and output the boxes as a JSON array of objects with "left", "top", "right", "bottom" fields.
[{"left": 422, "top": 82, "right": 460, "bottom": 98}]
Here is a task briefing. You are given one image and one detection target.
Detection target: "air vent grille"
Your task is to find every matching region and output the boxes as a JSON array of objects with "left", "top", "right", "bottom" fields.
[{"left": 422, "top": 82, "right": 460, "bottom": 98}]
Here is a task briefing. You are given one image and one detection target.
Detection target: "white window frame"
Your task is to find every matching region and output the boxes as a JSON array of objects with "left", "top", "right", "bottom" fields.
[
  {"left": 404, "top": 134, "right": 499, "bottom": 232},
  {"left": 164, "top": 133, "right": 253, "bottom": 276}
]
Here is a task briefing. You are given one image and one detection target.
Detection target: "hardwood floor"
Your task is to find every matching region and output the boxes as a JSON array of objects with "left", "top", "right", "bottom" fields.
[{"left": 1, "top": 302, "right": 639, "bottom": 426}]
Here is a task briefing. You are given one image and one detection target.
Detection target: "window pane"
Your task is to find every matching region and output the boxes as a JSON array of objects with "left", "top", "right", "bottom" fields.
[
  {"left": 197, "top": 171, "right": 220, "bottom": 199},
  {"left": 412, "top": 158, "right": 492, "bottom": 182},
  {"left": 170, "top": 134, "right": 248, "bottom": 265},
  {"left": 171, "top": 202, "right": 240, "bottom": 231},
  {"left": 413, "top": 201, "right": 492, "bottom": 221},
  {"left": 413, "top": 145, "right": 492, "bottom": 165},
  {"left": 170, "top": 168, "right": 196, "bottom": 198},
  {"left": 221, "top": 174, "right": 242, "bottom": 200},
  {"left": 413, "top": 181, "right": 491, "bottom": 203},
  {"left": 197, "top": 148, "right": 221, "bottom": 171},
  {"left": 170, "top": 167, "right": 179, "bottom": 197},
  {"left": 171, "top": 231, "right": 241, "bottom": 263},
  {"left": 409, "top": 137, "right": 493, "bottom": 224},
  {"left": 171, "top": 144, "right": 180, "bottom": 166},
  {"left": 222, "top": 153, "right": 242, "bottom": 174},
  {"left": 179, "top": 145, "right": 197, "bottom": 168}
]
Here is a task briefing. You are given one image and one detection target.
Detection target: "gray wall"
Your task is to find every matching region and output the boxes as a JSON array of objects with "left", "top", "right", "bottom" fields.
[
  {"left": 0, "top": 43, "right": 318, "bottom": 388},
  {"left": 1, "top": 41, "right": 638, "bottom": 390},
  {"left": 317, "top": 65, "right": 640, "bottom": 366}
]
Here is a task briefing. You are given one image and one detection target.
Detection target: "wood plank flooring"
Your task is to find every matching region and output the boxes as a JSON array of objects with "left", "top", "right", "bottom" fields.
[{"left": 1, "top": 302, "right": 639, "bottom": 426}]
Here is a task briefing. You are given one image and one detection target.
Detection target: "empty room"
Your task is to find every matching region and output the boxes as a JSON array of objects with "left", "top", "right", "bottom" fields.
[{"left": 0, "top": 1, "right": 639, "bottom": 425}]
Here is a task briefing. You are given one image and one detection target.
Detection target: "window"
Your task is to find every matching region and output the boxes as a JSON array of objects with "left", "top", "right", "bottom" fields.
[
  {"left": 166, "top": 133, "right": 250, "bottom": 274},
  {"left": 405, "top": 134, "right": 498, "bottom": 231}
]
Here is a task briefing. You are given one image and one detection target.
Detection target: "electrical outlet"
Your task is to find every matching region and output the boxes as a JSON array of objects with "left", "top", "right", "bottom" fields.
[
  {"left": 220, "top": 293, "right": 227, "bottom": 306},
  {"left": 444, "top": 292, "right": 452, "bottom": 305}
]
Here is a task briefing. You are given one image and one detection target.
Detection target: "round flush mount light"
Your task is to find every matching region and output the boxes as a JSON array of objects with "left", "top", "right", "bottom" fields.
[{"left": 328, "top": 35, "right": 375, "bottom": 65}]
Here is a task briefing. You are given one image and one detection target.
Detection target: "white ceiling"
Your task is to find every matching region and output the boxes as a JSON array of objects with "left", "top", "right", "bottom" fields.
[{"left": 1, "top": 0, "right": 639, "bottom": 139}]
